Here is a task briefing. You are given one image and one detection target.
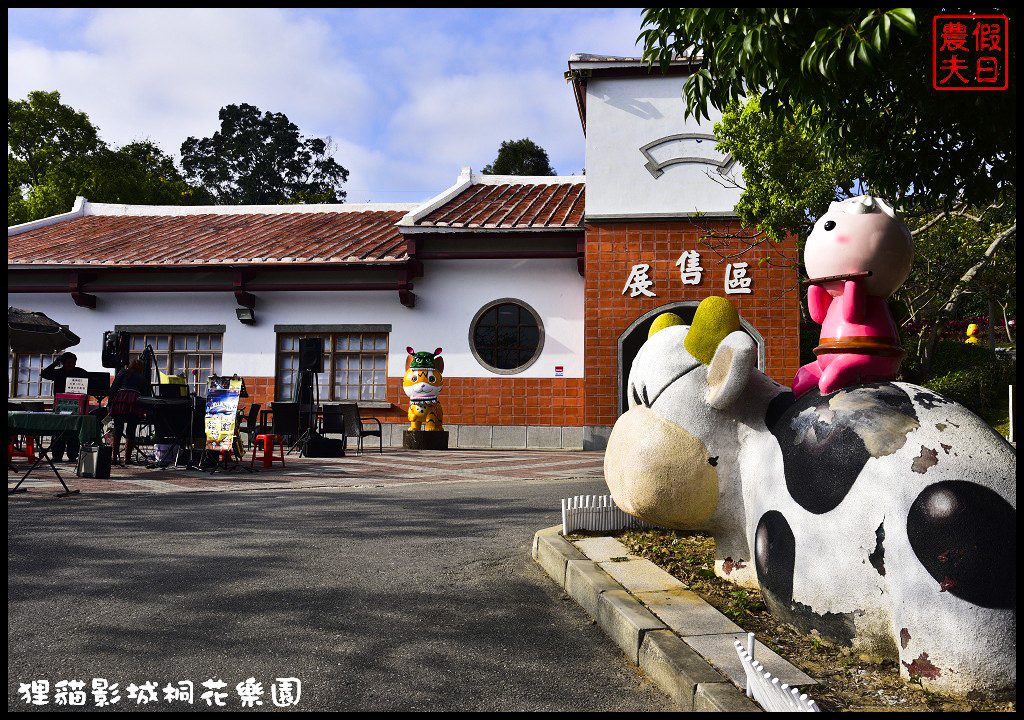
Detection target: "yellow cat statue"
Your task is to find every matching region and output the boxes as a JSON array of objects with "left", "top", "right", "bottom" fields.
[
  {"left": 403, "top": 347, "right": 449, "bottom": 450},
  {"left": 404, "top": 347, "right": 444, "bottom": 431}
]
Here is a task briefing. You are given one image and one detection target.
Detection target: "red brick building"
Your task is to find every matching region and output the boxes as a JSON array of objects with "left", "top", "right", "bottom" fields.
[
  {"left": 567, "top": 55, "right": 799, "bottom": 445},
  {"left": 8, "top": 55, "right": 799, "bottom": 449}
]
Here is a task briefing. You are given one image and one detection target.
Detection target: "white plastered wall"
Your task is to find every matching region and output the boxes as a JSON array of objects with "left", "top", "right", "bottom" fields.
[
  {"left": 584, "top": 75, "right": 743, "bottom": 218},
  {"left": 7, "top": 258, "right": 584, "bottom": 381}
]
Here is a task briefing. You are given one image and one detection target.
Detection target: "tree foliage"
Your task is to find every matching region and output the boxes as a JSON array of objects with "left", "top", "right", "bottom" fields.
[
  {"left": 8, "top": 90, "right": 205, "bottom": 224},
  {"left": 8, "top": 90, "right": 102, "bottom": 188},
  {"left": 83, "top": 141, "right": 210, "bottom": 207},
  {"left": 896, "top": 201, "right": 1016, "bottom": 374},
  {"left": 9, "top": 90, "right": 102, "bottom": 223},
  {"left": 714, "top": 97, "right": 858, "bottom": 242},
  {"left": 711, "top": 95, "right": 1015, "bottom": 377},
  {"left": 639, "top": 8, "right": 1016, "bottom": 210},
  {"left": 639, "top": 9, "right": 1017, "bottom": 379},
  {"left": 482, "top": 138, "right": 556, "bottom": 176},
  {"left": 180, "top": 104, "right": 349, "bottom": 205}
]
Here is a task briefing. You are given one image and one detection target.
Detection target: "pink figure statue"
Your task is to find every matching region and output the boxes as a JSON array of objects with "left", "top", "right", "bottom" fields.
[{"left": 793, "top": 196, "right": 914, "bottom": 397}]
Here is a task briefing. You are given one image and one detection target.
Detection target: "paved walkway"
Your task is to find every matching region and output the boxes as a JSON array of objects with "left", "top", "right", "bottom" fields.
[
  {"left": 8, "top": 449, "right": 605, "bottom": 496},
  {"left": 9, "top": 466, "right": 675, "bottom": 711}
]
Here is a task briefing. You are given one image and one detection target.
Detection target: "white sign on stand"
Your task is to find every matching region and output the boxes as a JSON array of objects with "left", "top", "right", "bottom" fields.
[{"left": 65, "top": 377, "right": 88, "bottom": 395}]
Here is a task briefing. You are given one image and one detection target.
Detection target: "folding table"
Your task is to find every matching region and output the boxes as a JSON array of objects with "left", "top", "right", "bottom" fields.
[{"left": 8, "top": 411, "right": 103, "bottom": 497}]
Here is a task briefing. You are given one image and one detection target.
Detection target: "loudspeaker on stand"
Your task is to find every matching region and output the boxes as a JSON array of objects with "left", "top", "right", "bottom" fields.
[{"left": 298, "top": 337, "right": 324, "bottom": 373}]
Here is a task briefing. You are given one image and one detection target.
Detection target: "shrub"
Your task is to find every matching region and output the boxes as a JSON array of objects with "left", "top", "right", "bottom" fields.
[{"left": 922, "top": 342, "right": 1015, "bottom": 418}]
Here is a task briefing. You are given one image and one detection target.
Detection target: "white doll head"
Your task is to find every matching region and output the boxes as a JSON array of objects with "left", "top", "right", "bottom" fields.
[{"left": 804, "top": 196, "right": 913, "bottom": 297}]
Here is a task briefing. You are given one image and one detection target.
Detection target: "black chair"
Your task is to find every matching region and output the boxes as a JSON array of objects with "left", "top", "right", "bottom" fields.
[
  {"left": 340, "top": 403, "right": 382, "bottom": 454},
  {"left": 320, "top": 404, "right": 347, "bottom": 442},
  {"left": 237, "top": 402, "right": 263, "bottom": 451},
  {"left": 270, "top": 402, "right": 300, "bottom": 446}
]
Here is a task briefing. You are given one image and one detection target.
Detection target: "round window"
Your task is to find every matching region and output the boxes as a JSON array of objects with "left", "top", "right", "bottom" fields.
[{"left": 469, "top": 299, "right": 544, "bottom": 374}]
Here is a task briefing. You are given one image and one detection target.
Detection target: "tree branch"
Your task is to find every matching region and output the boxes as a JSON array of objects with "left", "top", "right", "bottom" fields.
[
  {"left": 910, "top": 201, "right": 1006, "bottom": 237},
  {"left": 923, "top": 222, "right": 1016, "bottom": 373}
]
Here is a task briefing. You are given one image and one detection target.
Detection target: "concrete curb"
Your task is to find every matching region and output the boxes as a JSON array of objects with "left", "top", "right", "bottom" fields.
[{"left": 533, "top": 525, "right": 761, "bottom": 712}]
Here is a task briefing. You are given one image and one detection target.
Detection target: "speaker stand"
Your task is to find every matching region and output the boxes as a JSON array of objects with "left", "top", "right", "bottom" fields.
[{"left": 289, "top": 370, "right": 320, "bottom": 457}]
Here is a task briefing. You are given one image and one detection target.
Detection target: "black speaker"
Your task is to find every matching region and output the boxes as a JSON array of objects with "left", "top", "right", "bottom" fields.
[
  {"left": 101, "top": 330, "right": 130, "bottom": 369},
  {"left": 298, "top": 337, "right": 324, "bottom": 372}
]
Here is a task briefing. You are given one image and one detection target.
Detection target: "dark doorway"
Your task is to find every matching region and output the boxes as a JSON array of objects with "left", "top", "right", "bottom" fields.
[{"left": 616, "top": 302, "right": 765, "bottom": 416}]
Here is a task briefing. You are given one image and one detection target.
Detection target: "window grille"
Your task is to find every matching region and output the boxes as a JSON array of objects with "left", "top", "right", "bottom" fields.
[{"left": 276, "top": 332, "right": 388, "bottom": 402}]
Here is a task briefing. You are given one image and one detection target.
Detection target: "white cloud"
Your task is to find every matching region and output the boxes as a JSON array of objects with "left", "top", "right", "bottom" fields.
[
  {"left": 10, "top": 9, "right": 374, "bottom": 159},
  {"left": 8, "top": 8, "right": 648, "bottom": 201}
]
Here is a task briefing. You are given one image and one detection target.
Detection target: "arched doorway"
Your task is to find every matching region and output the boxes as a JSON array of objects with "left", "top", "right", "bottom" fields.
[{"left": 616, "top": 302, "right": 765, "bottom": 416}]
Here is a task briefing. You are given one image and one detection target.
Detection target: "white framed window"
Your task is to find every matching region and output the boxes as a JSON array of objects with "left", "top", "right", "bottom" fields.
[
  {"left": 8, "top": 352, "right": 55, "bottom": 398},
  {"left": 128, "top": 332, "right": 223, "bottom": 394},
  {"left": 275, "top": 331, "right": 388, "bottom": 402}
]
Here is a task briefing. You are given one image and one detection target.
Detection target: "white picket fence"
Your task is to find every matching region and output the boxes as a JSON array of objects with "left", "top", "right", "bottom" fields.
[
  {"left": 1009, "top": 384, "right": 1015, "bottom": 444},
  {"left": 734, "top": 633, "right": 820, "bottom": 712},
  {"left": 561, "top": 494, "right": 661, "bottom": 535}
]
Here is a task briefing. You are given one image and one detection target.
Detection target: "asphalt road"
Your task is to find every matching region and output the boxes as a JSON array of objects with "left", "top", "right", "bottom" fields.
[{"left": 8, "top": 477, "right": 675, "bottom": 711}]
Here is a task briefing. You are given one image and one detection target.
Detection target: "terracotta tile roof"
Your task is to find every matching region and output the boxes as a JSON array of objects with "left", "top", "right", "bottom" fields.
[
  {"left": 8, "top": 210, "right": 411, "bottom": 266},
  {"left": 415, "top": 181, "right": 585, "bottom": 229}
]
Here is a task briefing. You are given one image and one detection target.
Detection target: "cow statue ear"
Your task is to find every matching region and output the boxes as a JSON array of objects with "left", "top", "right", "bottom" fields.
[{"left": 705, "top": 330, "right": 756, "bottom": 410}]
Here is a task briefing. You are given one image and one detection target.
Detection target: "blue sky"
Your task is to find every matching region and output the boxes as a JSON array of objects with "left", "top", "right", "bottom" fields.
[{"left": 8, "top": 8, "right": 645, "bottom": 203}]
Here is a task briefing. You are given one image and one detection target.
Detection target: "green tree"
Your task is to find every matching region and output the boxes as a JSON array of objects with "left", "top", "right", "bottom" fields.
[
  {"left": 8, "top": 162, "right": 30, "bottom": 225},
  {"left": 639, "top": 8, "right": 1016, "bottom": 211},
  {"left": 180, "top": 104, "right": 349, "bottom": 205},
  {"left": 8, "top": 90, "right": 102, "bottom": 188},
  {"left": 714, "top": 97, "right": 859, "bottom": 243},
  {"left": 9, "top": 90, "right": 208, "bottom": 224},
  {"left": 83, "top": 141, "right": 210, "bottom": 206},
  {"left": 640, "top": 9, "right": 1017, "bottom": 376},
  {"left": 481, "top": 138, "right": 556, "bottom": 176},
  {"left": 8, "top": 90, "right": 103, "bottom": 223},
  {"left": 894, "top": 200, "right": 1016, "bottom": 373},
  {"left": 709, "top": 95, "right": 1015, "bottom": 376}
]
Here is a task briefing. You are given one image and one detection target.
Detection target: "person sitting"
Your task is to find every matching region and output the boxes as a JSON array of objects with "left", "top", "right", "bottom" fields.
[
  {"left": 108, "top": 359, "right": 151, "bottom": 465},
  {"left": 41, "top": 352, "right": 91, "bottom": 462}
]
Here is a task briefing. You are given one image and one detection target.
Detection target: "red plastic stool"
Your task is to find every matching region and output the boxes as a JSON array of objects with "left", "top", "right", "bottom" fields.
[
  {"left": 8, "top": 435, "right": 37, "bottom": 463},
  {"left": 251, "top": 434, "right": 285, "bottom": 469}
]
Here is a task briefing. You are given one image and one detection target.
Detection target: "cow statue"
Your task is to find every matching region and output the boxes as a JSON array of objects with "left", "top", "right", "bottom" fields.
[{"left": 605, "top": 296, "right": 1016, "bottom": 695}]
